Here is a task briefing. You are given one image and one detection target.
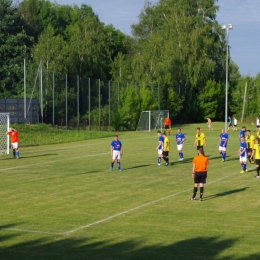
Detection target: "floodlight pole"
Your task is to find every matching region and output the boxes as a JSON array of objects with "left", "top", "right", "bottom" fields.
[{"left": 222, "top": 24, "right": 232, "bottom": 133}]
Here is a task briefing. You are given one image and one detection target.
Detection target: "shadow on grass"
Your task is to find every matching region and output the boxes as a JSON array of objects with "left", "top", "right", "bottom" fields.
[
  {"left": 203, "top": 187, "right": 249, "bottom": 201},
  {"left": 0, "top": 230, "right": 259, "bottom": 260},
  {"left": 124, "top": 164, "right": 153, "bottom": 170}
]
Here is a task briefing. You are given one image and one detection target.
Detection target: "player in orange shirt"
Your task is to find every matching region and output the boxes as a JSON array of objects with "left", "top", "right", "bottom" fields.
[
  {"left": 190, "top": 148, "right": 209, "bottom": 201},
  {"left": 6, "top": 127, "right": 20, "bottom": 159},
  {"left": 164, "top": 117, "right": 171, "bottom": 135}
]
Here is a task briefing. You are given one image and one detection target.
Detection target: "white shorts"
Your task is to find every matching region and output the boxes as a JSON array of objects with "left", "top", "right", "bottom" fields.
[
  {"left": 158, "top": 149, "right": 163, "bottom": 155},
  {"left": 219, "top": 146, "right": 227, "bottom": 152},
  {"left": 112, "top": 150, "right": 121, "bottom": 160},
  {"left": 177, "top": 144, "right": 183, "bottom": 151},
  {"left": 240, "top": 155, "right": 247, "bottom": 163},
  {"left": 11, "top": 142, "right": 18, "bottom": 149}
]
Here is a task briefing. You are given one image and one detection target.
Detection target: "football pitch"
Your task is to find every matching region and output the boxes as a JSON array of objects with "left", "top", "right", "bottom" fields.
[{"left": 0, "top": 123, "right": 260, "bottom": 260}]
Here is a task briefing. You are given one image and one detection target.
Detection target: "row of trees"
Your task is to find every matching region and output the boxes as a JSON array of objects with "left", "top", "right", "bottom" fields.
[{"left": 1, "top": 0, "right": 259, "bottom": 129}]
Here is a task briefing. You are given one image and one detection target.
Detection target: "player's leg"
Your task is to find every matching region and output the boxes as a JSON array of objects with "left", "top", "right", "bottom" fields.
[
  {"left": 191, "top": 182, "right": 198, "bottom": 200},
  {"left": 255, "top": 160, "right": 260, "bottom": 177},
  {"left": 158, "top": 149, "right": 162, "bottom": 165},
  {"left": 219, "top": 147, "right": 223, "bottom": 160},
  {"left": 199, "top": 182, "right": 204, "bottom": 201},
  {"left": 117, "top": 159, "right": 122, "bottom": 172},
  {"left": 110, "top": 151, "right": 116, "bottom": 171},
  {"left": 178, "top": 144, "right": 184, "bottom": 160}
]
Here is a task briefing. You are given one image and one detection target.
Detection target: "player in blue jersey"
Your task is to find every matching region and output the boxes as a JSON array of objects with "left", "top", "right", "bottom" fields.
[
  {"left": 238, "top": 136, "right": 247, "bottom": 173},
  {"left": 156, "top": 131, "right": 164, "bottom": 165},
  {"left": 228, "top": 116, "right": 232, "bottom": 131},
  {"left": 110, "top": 135, "right": 123, "bottom": 172},
  {"left": 239, "top": 126, "right": 246, "bottom": 141},
  {"left": 218, "top": 129, "right": 228, "bottom": 162},
  {"left": 175, "top": 128, "right": 186, "bottom": 161}
]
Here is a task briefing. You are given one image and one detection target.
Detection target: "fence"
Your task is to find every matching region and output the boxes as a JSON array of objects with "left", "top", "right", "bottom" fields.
[{"left": 0, "top": 98, "right": 38, "bottom": 123}]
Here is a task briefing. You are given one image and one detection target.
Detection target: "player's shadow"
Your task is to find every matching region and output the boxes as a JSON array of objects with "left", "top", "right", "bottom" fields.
[
  {"left": 203, "top": 187, "right": 249, "bottom": 201},
  {"left": 124, "top": 164, "right": 152, "bottom": 170}
]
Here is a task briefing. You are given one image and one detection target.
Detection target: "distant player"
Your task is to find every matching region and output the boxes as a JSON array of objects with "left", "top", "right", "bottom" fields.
[
  {"left": 233, "top": 117, "right": 238, "bottom": 131},
  {"left": 164, "top": 117, "right": 171, "bottom": 135},
  {"left": 110, "top": 135, "right": 123, "bottom": 172},
  {"left": 256, "top": 116, "right": 260, "bottom": 129},
  {"left": 156, "top": 131, "right": 164, "bottom": 165},
  {"left": 162, "top": 132, "right": 170, "bottom": 166},
  {"left": 6, "top": 127, "right": 19, "bottom": 159},
  {"left": 190, "top": 148, "right": 209, "bottom": 202},
  {"left": 238, "top": 136, "right": 247, "bottom": 173},
  {"left": 245, "top": 130, "right": 255, "bottom": 163},
  {"left": 228, "top": 116, "right": 232, "bottom": 131},
  {"left": 175, "top": 128, "right": 186, "bottom": 161},
  {"left": 251, "top": 137, "right": 260, "bottom": 178},
  {"left": 194, "top": 127, "right": 206, "bottom": 154},
  {"left": 239, "top": 126, "right": 246, "bottom": 141},
  {"left": 207, "top": 118, "right": 213, "bottom": 131},
  {"left": 218, "top": 129, "right": 228, "bottom": 162}
]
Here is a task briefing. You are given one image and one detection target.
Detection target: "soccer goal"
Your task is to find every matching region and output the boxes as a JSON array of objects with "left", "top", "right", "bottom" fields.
[
  {"left": 136, "top": 110, "right": 169, "bottom": 132},
  {"left": 0, "top": 113, "right": 10, "bottom": 155}
]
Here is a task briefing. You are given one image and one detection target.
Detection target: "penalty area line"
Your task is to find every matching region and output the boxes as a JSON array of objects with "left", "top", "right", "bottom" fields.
[{"left": 65, "top": 169, "right": 241, "bottom": 235}]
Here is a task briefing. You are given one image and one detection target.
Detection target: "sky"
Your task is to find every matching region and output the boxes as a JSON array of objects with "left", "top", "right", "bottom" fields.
[{"left": 55, "top": 0, "right": 260, "bottom": 77}]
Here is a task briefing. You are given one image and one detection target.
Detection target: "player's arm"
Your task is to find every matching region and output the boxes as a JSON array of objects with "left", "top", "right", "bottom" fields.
[
  {"left": 251, "top": 148, "right": 255, "bottom": 159},
  {"left": 120, "top": 147, "right": 123, "bottom": 156},
  {"left": 110, "top": 145, "right": 113, "bottom": 156},
  {"left": 192, "top": 163, "right": 195, "bottom": 178},
  {"left": 11, "top": 127, "right": 17, "bottom": 132},
  {"left": 204, "top": 136, "right": 206, "bottom": 146},
  {"left": 194, "top": 138, "right": 196, "bottom": 147},
  {"left": 164, "top": 141, "right": 168, "bottom": 151}
]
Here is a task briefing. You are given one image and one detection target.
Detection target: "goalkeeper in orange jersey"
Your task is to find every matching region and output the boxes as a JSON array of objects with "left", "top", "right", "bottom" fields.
[
  {"left": 6, "top": 127, "right": 20, "bottom": 159},
  {"left": 164, "top": 117, "right": 171, "bottom": 135}
]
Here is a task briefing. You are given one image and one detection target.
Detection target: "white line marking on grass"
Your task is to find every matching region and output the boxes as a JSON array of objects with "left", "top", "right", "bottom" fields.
[
  {"left": 0, "top": 169, "right": 247, "bottom": 236},
  {"left": 65, "top": 170, "right": 241, "bottom": 235}
]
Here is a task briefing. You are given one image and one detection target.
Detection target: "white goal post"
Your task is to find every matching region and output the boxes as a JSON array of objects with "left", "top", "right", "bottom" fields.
[
  {"left": 0, "top": 113, "right": 10, "bottom": 155},
  {"left": 136, "top": 110, "right": 169, "bottom": 132}
]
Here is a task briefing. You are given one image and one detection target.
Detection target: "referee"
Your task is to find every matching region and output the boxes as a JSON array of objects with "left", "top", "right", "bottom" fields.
[{"left": 190, "top": 148, "right": 209, "bottom": 202}]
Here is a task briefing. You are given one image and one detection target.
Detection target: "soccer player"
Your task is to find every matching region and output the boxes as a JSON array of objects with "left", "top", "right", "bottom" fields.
[
  {"left": 164, "top": 117, "right": 171, "bottom": 135},
  {"left": 190, "top": 148, "right": 209, "bottom": 202},
  {"left": 162, "top": 132, "right": 170, "bottom": 166},
  {"left": 256, "top": 116, "right": 259, "bottom": 130},
  {"left": 251, "top": 138, "right": 260, "bottom": 178},
  {"left": 239, "top": 126, "right": 246, "bottom": 140},
  {"left": 238, "top": 136, "right": 247, "bottom": 173},
  {"left": 206, "top": 118, "right": 213, "bottom": 131},
  {"left": 233, "top": 117, "right": 238, "bottom": 131},
  {"left": 194, "top": 127, "right": 206, "bottom": 153},
  {"left": 245, "top": 130, "right": 255, "bottom": 163},
  {"left": 6, "top": 127, "right": 19, "bottom": 159},
  {"left": 156, "top": 131, "right": 164, "bottom": 165},
  {"left": 175, "top": 128, "right": 186, "bottom": 161},
  {"left": 218, "top": 129, "right": 228, "bottom": 162},
  {"left": 228, "top": 116, "right": 232, "bottom": 131},
  {"left": 110, "top": 135, "right": 123, "bottom": 172}
]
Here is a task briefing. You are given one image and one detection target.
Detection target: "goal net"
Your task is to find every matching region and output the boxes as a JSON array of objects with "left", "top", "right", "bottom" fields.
[
  {"left": 0, "top": 113, "right": 10, "bottom": 155},
  {"left": 136, "top": 110, "right": 169, "bottom": 132}
]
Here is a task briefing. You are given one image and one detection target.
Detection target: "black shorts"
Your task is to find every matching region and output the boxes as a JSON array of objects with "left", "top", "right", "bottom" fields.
[
  {"left": 234, "top": 125, "right": 237, "bottom": 127},
  {"left": 255, "top": 159, "right": 260, "bottom": 166},
  {"left": 163, "top": 151, "right": 169, "bottom": 157},
  {"left": 247, "top": 148, "right": 252, "bottom": 154},
  {"left": 194, "top": 172, "right": 207, "bottom": 184},
  {"left": 165, "top": 125, "right": 170, "bottom": 129},
  {"left": 229, "top": 123, "right": 232, "bottom": 127}
]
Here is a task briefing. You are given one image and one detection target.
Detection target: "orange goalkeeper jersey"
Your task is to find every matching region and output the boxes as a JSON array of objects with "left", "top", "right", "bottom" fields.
[{"left": 7, "top": 131, "right": 19, "bottom": 143}]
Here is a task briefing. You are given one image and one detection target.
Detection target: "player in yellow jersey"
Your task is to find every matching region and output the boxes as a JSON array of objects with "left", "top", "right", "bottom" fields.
[
  {"left": 251, "top": 138, "right": 260, "bottom": 178},
  {"left": 194, "top": 127, "right": 206, "bottom": 154},
  {"left": 162, "top": 132, "right": 170, "bottom": 166},
  {"left": 245, "top": 130, "right": 255, "bottom": 163},
  {"left": 256, "top": 126, "right": 260, "bottom": 139}
]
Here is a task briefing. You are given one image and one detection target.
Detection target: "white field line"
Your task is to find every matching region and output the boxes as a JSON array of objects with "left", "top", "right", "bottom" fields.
[
  {"left": 0, "top": 169, "right": 248, "bottom": 236},
  {"left": 64, "top": 170, "right": 240, "bottom": 235}
]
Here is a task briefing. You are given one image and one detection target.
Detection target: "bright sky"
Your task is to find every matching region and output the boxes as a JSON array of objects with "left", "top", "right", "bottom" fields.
[{"left": 56, "top": 0, "right": 260, "bottom": 77}]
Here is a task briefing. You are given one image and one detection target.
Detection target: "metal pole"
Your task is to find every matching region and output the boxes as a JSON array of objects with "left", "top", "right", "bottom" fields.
[
  {"left": 40, "top": 61, "right": 43, "bottom": 123},
  {"left": 109, "top": 81, "right": 111, "bottom": 130},
  {"left": 224, "top": 28, "right": 229, "bottom": 133},
  {"left": 99, "top": 79, "right": 100, "bottom": 131},
  {"left": 77, "top": 75, "right": 79, "bottom": 131},
  {"left": 53, "top": 72, "right": 54, "bottom": 126},
  {"left": 88, "top": 77, "right": 91, "bottom": 130},
  {"left": 65, "top": 74, "right": 68, "bottom": 129},
  {"left": 24, "top": 59, "right": 26, "bottom": 123}
]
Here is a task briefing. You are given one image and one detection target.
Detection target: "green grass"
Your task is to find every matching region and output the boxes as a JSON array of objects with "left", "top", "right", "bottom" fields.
[
  {"left": 1, "top": 122, "right": 260, "bottom": 260},
  {"left": 10, "top": 123, "right": 115, "bottom": 147}
]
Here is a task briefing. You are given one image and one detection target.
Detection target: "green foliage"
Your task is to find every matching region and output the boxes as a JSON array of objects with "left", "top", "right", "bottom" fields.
[
  {"left": 198, "top": 80, "right": 223, "bottom": 120},
  {"left": 0, "top": 0, "right": 33, "bottom": 97}
]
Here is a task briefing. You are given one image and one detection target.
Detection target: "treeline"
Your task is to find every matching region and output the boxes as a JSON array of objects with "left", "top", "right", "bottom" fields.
[{"left": 1, "top": 0, "right": 260, "bottom": 129}]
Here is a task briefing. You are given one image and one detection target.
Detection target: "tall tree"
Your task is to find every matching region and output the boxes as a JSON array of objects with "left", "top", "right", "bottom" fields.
[{"left": 0, "top": 0, "right": 33, "bottom": 97}]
